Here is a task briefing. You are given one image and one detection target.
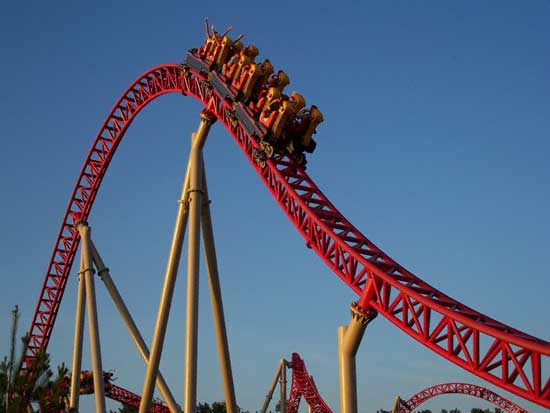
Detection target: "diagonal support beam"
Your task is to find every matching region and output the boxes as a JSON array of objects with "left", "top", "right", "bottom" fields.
[
  {"left": 69, "top": 249, "right": 87, "bottom": 410},
  {"left": 138, "top": 139, "right": 192, "bottom": 413},
  {"left": 89, "top": 240, "right": 182, "bottom": 413},
  {"left": 260, "top": 359, "right": 289, "bottom": 413},
  {"left": 200, "top": 152, "right": 238, "bottom": 413}
]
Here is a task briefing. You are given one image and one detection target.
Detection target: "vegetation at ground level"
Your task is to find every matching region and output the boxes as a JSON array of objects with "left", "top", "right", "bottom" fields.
[{"left": 0, "top": 305, "right": 73, "bottom": 413}]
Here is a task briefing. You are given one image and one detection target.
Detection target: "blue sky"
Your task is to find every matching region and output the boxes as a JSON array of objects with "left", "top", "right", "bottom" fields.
[{"left": 0, "top": 1, "right": 549, "bottom": 413}]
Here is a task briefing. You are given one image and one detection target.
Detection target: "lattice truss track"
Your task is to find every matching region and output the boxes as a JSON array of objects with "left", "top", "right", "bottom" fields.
[
  {"left": 287, "top": 353, "right": 332, "bottom": 413},
  {"left": 401, "top": 382, "right": 526, "bottom": 413}
]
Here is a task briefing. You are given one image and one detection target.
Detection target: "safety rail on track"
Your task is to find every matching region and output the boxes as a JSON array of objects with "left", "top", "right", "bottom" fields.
[
  {"left": 24, "top": 55, "right": 550, "bottom": 408},
  {"left": 400, "top": 383, "right": 527, "bottom": 413}
]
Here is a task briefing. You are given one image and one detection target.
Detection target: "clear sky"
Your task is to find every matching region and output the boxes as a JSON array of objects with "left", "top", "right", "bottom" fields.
[{"left": 0, "top": 2, "right": 549, "bottom": 413}]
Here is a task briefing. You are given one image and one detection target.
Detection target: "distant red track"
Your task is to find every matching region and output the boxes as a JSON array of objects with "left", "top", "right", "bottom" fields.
[
  {"left": 287, "top": 353, "right": 332, "bottom": 413},
  {"left": 400, "top": 383, "right": 526, "bottom": 413},
  {"left": 107, "top": 384, "right": 169, "bottom": 413},
  {"left": 24, "top": 60, "right": 550, "bottom": 407}
]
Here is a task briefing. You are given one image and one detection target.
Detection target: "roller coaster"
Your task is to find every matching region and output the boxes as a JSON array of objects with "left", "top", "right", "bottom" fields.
[
  {"left": 22, "top": 22, "right": 549, "bottom": 413},
  {"left": 396, "top": 382, "right": 527, "bottom": 413}
]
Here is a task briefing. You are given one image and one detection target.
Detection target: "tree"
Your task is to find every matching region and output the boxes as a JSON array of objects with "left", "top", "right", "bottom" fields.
[
  {"left": 442, "top": 409, "right": 448, "bottom": 413},
  {"left": 198, "top": 402, "right": 213, "bottom": 413},
  {"left": 110, "top": 404, "right": 138, "bottom": 413},
  {"left": 0, "top": 305, "right": 72, "bottom": 413},
  {"left": 212, "top": 401, "right": 227, "bottom": 413}
]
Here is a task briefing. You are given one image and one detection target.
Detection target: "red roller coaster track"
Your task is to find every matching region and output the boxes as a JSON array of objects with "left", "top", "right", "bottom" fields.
[
  {"left": 287, "top": 353, "right": 332, "bottom": 413},
  {"left": 107, "top": 384, "right": 169, "bottom": 413},
  {"left": 400, "top": 382, "right": 526, "bottom": 413},
  {"left": 23, "top": 58, "right": 550, "bottom": 408}
]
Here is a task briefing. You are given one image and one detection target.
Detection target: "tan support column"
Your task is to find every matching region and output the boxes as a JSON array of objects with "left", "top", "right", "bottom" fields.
[
  {"left": 90, "top": 241, "right": 182, "bottom": 413},
  {"left": 77, "top": 222, "right": 106, "bottom": 413},
  {"left": 391, "top": 396, "right": 402, "bottom": 413},
  {"left": 140, "top": 111, "right": 214, "bottom": 413},
  {"left": 69, "top": 252, "right": 87, "bottom": 410},
  {"left": 280, "top": 359, "right": 287, "bottom": 413},
  {"left": 338, "top": 280, "right": 378, "bottom": 413},
  {"left": 200, "top": 154, "right": 238, "bottom": 413},
  {"left": 184, "top": 111, "right": 216, "bottom": 413}
]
